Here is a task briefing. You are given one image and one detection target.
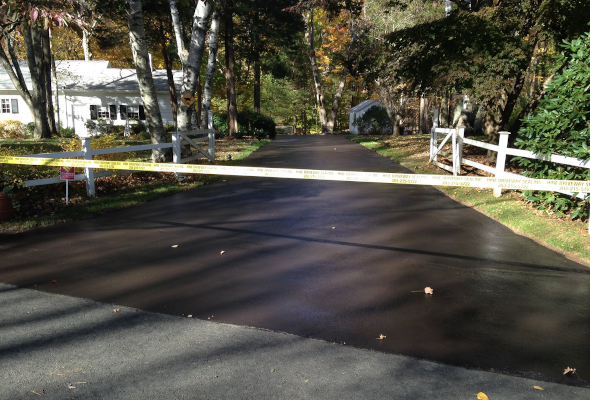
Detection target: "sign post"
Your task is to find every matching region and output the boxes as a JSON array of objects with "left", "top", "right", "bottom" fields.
[{"left": 60, "top": 166, "right": 75, "bottom": 205}]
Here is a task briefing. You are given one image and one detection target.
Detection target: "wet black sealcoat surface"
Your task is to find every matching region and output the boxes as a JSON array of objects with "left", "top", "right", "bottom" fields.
[{"left": 2, "top": 135, "right": 589, "bottom": 387}]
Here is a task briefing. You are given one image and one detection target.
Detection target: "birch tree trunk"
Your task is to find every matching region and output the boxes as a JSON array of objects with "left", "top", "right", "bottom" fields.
[
  {"left": 201, "top": 5, "right": 221, "bottom": 129},
  {"left": 170, "top": 0, "right": 213, "bottom": 133},
  {"left": 82, "top": 29, "right": 92, "bottom": 60},
  {"left": 126, "top": 0, "right": 168, "bottom": 162},
  {"left": 305, "top": 9, "right": 327, "bottom": 134}
]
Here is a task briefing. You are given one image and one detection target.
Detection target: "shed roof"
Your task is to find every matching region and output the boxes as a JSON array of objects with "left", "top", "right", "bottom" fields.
[
  {"left": 0, "top": 60, "right": 182, "bottom": 93},
  {"left": 350, "top": 99, "right": 382, "bottom": 113}
]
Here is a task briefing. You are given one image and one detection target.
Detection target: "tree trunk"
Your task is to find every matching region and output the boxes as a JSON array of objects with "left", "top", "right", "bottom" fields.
[
  {"left": 253, "top": 53, "right": 261, "bottom": 114},
  {"left": 225, "top": 0, "right": 238, "bottom": 136},
  {"left": 126, "top": 0, "right": 168, "bottom": 162},
  {"left": 82, "top": 29, "right": 92, "bottom": 60},
  {"left": 49, "top": 29, "right": 60, "bottom": 131},
  {"left": 24, "top": 24, "right": 49, "bottom": 139},
  {"left": 170, "top": 0, "right": 213, "bottom": 133},
  {"left": 305, "top": 9, "right": 327, "bottom": 134},
  {"left": 42, "top": 27, "right": 57, "bottom": 137},
  {"left": 252, "top": 10, "right": 261, "bottom": 114},
  {"left": 158, "top": 20, "right": 178, "bottom": 129},
  {"left": 419, "top": 95, "right": 429, "bottom": 134},
  {"left": 0, "top": 36, "right": 33, "bottom": 112},
  {"left": 201, "top": 5, "right": 220, "bottom": 129},
  {"left": 326, "top": 66, "right": 347, "bottom": 134}
]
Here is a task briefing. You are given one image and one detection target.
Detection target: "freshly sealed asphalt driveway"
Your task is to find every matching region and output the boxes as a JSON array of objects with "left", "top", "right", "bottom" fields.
[{"left": 1, "top": 135, "right": 589, "bottom": 391}]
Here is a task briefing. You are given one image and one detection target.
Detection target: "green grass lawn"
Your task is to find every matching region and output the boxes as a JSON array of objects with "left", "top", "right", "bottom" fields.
[{"left": 350, "top": 134, "right": 590, "bottom": 267}]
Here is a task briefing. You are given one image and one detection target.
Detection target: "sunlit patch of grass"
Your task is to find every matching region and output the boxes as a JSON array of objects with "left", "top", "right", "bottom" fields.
[{"left": 350, "top": 134, "right": 590, "bottom": 266}]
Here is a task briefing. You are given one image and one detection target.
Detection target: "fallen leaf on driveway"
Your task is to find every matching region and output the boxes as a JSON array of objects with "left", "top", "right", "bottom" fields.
[
  {"left": 376, "top": 334, "right": 386, "bottom": 340},
  {"left": 533, "top": 386, "right": 544, "bottom": 390},
  {"left": 412, "top": 287, "right": 434, "bottom": 294},
  {"left": 171, "top": 245, "right": 179, "bottom": 248},
  {"left": 476, "top": 393, "right": 489, "bottom": 400},
  {"left": 563, "top": 367, "right": 577, "bottom": 375}
]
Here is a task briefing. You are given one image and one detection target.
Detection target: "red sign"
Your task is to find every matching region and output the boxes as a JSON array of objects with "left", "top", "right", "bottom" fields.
[{"left": 60, "top": 166, "right": 75, "bottom": 180}]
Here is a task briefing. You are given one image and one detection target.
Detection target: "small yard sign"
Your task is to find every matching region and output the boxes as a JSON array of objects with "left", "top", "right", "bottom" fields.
[
  {"left": 60, "top": 166, "right": 75, "bottom": 180},
  {"left": 60, "top": 166, "right": 75, "bottom": 205}
]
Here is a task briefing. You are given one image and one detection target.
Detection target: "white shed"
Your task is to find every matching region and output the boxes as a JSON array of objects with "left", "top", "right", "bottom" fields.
[
  {"left": 349, "top": 100, "right": 384, "bottom": 135},
  {"left": 0, "top": 60, "right": 182, "bottom": 137}
]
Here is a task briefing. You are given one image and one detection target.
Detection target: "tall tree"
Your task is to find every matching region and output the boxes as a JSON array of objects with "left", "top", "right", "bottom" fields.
[
  {"left": 126, "top": 0, "right": 168, "bottom": 162},
  {"left": 170, "top": 0, "right": 214, "bottom": 132},
  {"left": 377, "top": 0, "right": 590, "bottom": 146},
  {"left": 0, "top": 1, "right": 81, "bottom": 138},
  {"left": 286, "top": 0, "right": 363, "bottom": 134},
  {"left": 201, "top": 4, "right": 221, "bottom": 129},
  {"left": 223, "top": 0, "right": 238, "bottom": 136}
]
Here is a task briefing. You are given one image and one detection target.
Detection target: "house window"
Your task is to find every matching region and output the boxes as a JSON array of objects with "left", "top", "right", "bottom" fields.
[
  {"left": 1, "top": 99, "right": 17, "bottom": 114},
  {"left": 127, "top": 105, "right": 140, "bottom": 120},
  {"left": 119, "top": 104, "right": 146, "bottom": 121},
  {"left": 97, "top": 106, "right": 110, "bottom": 119}
]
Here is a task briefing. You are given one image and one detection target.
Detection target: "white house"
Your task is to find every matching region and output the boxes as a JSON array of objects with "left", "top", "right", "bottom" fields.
[
  {"left": 349, "top": 99, "right": 384, "bottom": 135},
  {"left": 0, "top": 60, "right": 183, "bottom": 136}
]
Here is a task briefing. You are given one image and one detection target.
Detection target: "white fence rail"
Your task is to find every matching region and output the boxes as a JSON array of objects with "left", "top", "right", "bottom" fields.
[
  {"left": 430, "top": 125, "right": 590, "bottom": 233},
  {"left": 21, "top": 127, "right": 215, "bottom": 197}
]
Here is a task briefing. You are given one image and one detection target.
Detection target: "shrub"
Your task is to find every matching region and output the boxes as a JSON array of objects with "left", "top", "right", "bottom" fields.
[
  {"left": 213, "top": 111, "right": 276, "bottom": 139},
  {"left": 353, "top": 106, "right": 393, "bottom": 135},
  {"left": 0, "top": 120, "right": 28, "bottom": 139},
  {"left": 514, "top": 29, "right": 590, "bottom": 220},
  {"left": 25, "top": 123, "right": 35, "bottom": 136},
  {"left": 84, "top": 120, "right": 111, "bottom": 136},
  {"left": 59, "top": 126, "right": 76, "bottom": 138},
  {"left": 0, "top": 147, "right": 56, "bottom": 212},
  {"left": 213, "top": 113, "right": 229, "bottom": 136}
]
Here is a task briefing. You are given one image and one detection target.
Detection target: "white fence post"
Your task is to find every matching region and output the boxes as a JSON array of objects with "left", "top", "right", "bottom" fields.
[
  {"left": 81, "top": 138, "right": 95, "bottom": 197},
  {"left": 208, "top": 110, "right": 215, "bottom": 160},
  {"left": 172, "top": 132, "right": 181, "bottom": 164},
  {"left": 430, "top": 127, "right": 438, "bottom": 164},
  {"left": 451, "top": 128, "right": 461, "bottom": 176},
  {"left": 493, "top": 131, "right": 511, "bottom": 197},
  {"left": 453, "top": 126, "right": 465, "bottom": 176}
]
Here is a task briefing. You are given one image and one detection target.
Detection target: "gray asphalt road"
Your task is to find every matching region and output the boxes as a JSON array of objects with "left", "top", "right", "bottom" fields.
[
  {"left": 1, "top": 135, "right": 590, "bottom": 398},
  {"left": 1, "top": 282, "right": 588, "bottom": 400}
]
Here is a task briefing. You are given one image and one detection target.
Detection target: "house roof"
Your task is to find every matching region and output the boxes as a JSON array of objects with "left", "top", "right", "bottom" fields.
[
  {"left": 350, "top": 99, "right": 382, "bottom": 113},
  {"left": 0, "top": 60, "right": 183, "bottom": 93}
]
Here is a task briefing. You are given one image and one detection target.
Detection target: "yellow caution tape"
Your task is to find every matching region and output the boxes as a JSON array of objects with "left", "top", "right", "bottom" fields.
[{"left": 1, "top": 155, "right": 589, "bottom": 193}]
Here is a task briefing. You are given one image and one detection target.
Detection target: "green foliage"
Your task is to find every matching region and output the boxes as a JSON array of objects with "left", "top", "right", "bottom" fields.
[
  {"left": 353, "top": 105, "right": 393, "bottom": 135},
  {"left": 58, "top": 126, "right": 76, "bottom": 138},
  {"left": 514, "top": 29, "right": 590, "bottom": 220},
  {"left": 213, "top": 111, "right": 277, "bottom": 139}
]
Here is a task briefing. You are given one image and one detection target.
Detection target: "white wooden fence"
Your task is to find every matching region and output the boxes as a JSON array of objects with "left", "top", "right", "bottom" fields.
[
  {"left": 430, "top": 125, "right": 590, "bottom": 232},
  {"left": 22, "top": 128, "right": 215, "bottom": 197}
]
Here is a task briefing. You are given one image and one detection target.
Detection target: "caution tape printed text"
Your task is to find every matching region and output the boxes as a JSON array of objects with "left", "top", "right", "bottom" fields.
[{"left": 1, "top": 156, "right": 589, "bottom": 193}]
